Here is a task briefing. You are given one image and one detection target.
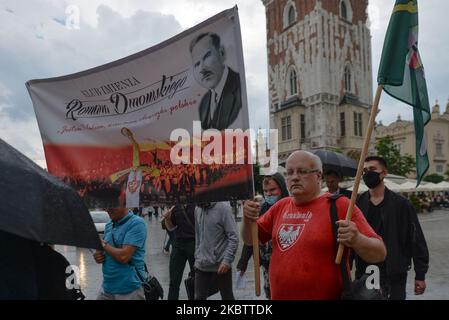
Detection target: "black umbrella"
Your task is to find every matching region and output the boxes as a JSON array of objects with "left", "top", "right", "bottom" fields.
[
  {"left": 310, "top": 150, "right": 357, "bottom": 177},
  {"left": 0, "top": 139, "right": 102, "bottom": 250}
]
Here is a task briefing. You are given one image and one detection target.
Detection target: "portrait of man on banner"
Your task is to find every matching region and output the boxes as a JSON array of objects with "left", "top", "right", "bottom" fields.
[{"left": 190, "top": 32, "right": 242, "bottom": 131}]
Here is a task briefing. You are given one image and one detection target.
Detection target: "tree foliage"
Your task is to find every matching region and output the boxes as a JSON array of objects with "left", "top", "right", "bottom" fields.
[
  {"left": 347, "top": 149, "right": 362, "bottom": 164},
  {"left": 375, "top": 136, "right": 416, "bottom": 176},
  {"left": 423, "top": 173, "right": 444, "bottom": 184}
]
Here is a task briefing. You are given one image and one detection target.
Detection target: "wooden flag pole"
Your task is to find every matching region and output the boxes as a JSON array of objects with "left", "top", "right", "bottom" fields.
[
  {"left": 335, "top": 85, "right": 384, "bottom": 264},
  {"left": 251, "top": 221, "right": 261, "bottom": 296}
]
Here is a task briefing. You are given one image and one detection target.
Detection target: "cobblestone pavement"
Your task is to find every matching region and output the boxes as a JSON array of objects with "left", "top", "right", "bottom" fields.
[{"left": 57, "top": 209, "right": 449, "bottom": 300}]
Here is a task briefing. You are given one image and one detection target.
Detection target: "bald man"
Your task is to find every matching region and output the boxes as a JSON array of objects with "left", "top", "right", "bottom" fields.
[{"left": 241, "top": 150, "right": 386, "bottom": 300}]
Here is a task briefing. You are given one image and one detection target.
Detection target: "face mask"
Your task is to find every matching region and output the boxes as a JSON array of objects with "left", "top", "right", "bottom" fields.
[
  {"left": 265, "top": 195, "right": 279, "bottom": 205},
  {"left": 363, "top": 171, "right": 382, "bottom": 189}
]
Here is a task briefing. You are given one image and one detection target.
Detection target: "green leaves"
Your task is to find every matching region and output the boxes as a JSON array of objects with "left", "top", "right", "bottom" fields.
[{"left": 375, "top": 136, "right": 416, "bottom": 176}]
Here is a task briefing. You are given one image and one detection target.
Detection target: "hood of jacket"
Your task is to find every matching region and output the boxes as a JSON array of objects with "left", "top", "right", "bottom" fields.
[{"left": 260, "top": 172, "right": 289, "bottom": 215}]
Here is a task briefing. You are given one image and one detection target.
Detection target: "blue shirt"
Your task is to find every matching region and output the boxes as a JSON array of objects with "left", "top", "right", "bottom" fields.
[{"left": 102, "top": 212, "right": 147, "bottom": 294}]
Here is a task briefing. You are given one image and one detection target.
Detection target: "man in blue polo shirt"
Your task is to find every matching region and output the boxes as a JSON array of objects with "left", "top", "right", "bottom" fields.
[{"left": 93, "top": 191, "right": 147, "bottom": 300}]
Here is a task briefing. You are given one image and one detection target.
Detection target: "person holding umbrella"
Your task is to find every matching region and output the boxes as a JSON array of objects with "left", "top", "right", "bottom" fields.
[{"left": 324, "top": 170, "right": 352, "bottom": 198}]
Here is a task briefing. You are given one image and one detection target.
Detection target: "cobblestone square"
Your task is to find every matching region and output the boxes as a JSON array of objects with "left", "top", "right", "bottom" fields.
[{"left": 58, "top": 209, "right": 449, "bottom": 300}]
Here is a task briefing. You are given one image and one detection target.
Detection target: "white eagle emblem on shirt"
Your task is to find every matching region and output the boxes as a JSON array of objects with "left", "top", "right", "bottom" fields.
[{"left": 277, "top": 224, "right": 304, "bottom": 251}]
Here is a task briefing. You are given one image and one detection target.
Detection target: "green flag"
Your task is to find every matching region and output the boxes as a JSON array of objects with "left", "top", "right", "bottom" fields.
[{"left": 377, "top": 0, "right": 430, "bottom": 186}]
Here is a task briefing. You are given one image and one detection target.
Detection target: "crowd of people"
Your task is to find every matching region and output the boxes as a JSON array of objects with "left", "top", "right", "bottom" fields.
[
  {"left": 86, "top": 151, "right": 430, "bottom": 301},
  {"left": 408, "top": 193, "right": 449, "bottom": 213},
  {"left": 62, "top": 163, "right": 246, "bottom": 208},
  {"left": 4, "top": 149, "right": 433, "bottom": 301}
]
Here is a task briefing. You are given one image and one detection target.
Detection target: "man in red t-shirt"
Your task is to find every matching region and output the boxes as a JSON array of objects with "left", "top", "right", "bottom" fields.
[{"left": 241, "top": 151, "right": 386, "bottom": 300}]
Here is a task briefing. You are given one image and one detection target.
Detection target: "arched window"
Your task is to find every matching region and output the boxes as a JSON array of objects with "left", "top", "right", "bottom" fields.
[
  {"left": 340, "top": 1, "right": 348, "bottom": 20},
  {"left": 339, "top": 0, "right": 353, "bottom": 21},
  {"left": 344, "top": 65, "right": 352, "bottom": 92},
  {"left": 288, "top": 5, "right": 295, "bottom": 26},
  {"left": 283, "top": 1, "right": 297, "bottom": 29},
  {"left": 289, "top": 68, "right": 297, "bottom": 96}
]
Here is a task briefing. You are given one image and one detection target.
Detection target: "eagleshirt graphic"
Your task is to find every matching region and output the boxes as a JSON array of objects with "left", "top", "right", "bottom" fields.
[{"left": 277, "top": 224, "right": 305, "bottom": 251}]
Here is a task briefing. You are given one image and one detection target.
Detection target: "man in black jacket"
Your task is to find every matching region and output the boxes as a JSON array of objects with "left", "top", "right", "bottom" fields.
[
  {"left": 354, "top": 156, "right": 429, "bottom": 300},
  {"left": 236, "top": 173, "right": 289, "bottom": 299}
]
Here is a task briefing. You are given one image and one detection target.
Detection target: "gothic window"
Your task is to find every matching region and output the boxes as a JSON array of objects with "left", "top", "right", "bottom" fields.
[
  {"left": 344, "top": 65, "right": 352, "bottom": 93},
  {"left": 358, "top": 113, "right": 363, "bottom": 136},
  {"left": 283, "top": 1, "right": 297, "bottom": 29},
  {"left": 282, "top": 116, "right": 292, "bottom": 141},
  {"left": 300, "top": 114, "right": 306, "bottom": 142},
  {"left": 340, "top": 0, "right": 353, "bottom": 22},
  {"left": 289, "top": 68, "right": 297, "bottom": 96},
  {"left": 288, "top": 5, "right": 295, "bottom": 26},
  {"left": 354, "top": 112, "right": 362, "bottom": 137},
  {"left": 340, "top": 112, "right": 346, "bottom": 137},
  {"left": 340, "top": 1, "right": 348, "bottom": 20}
]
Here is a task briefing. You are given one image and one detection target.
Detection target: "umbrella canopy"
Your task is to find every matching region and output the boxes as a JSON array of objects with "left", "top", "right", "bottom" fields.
[
  {"left": 416, "top": 182, "right": 435, "bottom": 192},
  {"left": 396, "top": 181, "right": 417, "bottom": 193},
  {"left": 0, "top": 139, "right": 102, "bottom": 250},
  {"left": 348, "top": 182, "right": 369, "bottom": 193},
  {"left": 383, "top": 179, "right": 402, "bottom": 192},
  {"left": 311, "top": 150, "right": 357, "bottom": 177},
  {"left": 418, "top": 182, "right": 441, "bottom": 192},
  {"left": 435, "top": 181, "right": 449, "bottom": 191}
]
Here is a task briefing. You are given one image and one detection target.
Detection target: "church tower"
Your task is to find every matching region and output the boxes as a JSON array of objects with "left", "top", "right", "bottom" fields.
[{"left": 263, "top": 0, "right": 373, "bottom": 162}]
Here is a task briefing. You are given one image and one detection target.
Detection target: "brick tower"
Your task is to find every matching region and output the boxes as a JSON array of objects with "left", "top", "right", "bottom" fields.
[{"left": 263, "top": 0, "right": 373, "bottom": 162}]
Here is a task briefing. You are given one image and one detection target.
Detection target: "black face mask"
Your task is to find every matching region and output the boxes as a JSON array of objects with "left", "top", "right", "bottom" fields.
[{"left": 363, "top": 171, "right": 382, "bottom": 189}]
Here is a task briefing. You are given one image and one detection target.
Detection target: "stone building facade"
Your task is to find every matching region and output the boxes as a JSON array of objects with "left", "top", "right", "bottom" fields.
[
  {"left": 376, "top": 102, "right": 449, "bottom": 177},
  {"left": 262, "top": 0, "right": 373, "bottom": 162}
]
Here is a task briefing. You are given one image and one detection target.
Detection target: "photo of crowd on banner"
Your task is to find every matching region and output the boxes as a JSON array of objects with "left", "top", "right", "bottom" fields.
[
  {"left": 65, "top": 163, "right": 250, "bottom": 209},
  {"left": 51, "top": 127, "right": 252, "bottom": 209}
]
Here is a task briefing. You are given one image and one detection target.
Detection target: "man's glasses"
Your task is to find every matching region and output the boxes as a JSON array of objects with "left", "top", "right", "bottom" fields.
[{"left": 287, "top": 168, "right": 320, "bottom": 177}]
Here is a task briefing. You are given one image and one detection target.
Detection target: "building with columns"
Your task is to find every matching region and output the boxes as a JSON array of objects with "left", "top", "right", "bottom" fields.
[
  {"left": 262, "top": 0, "right": 373, "bottom": 162},
  {"left": 376, "top": 102, "right": 449, "bottom": 178}
]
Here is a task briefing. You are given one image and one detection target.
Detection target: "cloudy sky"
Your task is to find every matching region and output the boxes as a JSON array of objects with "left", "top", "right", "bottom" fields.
[{"left": 1, "top": 0, "right": 448, "bottom": 160}]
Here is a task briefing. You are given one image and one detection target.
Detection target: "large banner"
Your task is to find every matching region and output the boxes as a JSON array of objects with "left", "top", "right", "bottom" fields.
[{"left": 27, "top": 7, "right": 254, "bottom": 209}]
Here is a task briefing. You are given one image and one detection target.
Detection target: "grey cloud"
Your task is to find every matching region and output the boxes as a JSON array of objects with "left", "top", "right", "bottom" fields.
[
  {"left": 0, "top": 2, "right": 182, "bottom": 119},
  {"left": 0, "top": 1, "right": 182, "bottom": 158},
  {"left": 370, "top": 0, "right": 449, "bottom": 125}
]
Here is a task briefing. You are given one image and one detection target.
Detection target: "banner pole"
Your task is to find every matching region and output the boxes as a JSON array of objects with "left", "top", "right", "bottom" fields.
[
  {"left": 335, "top": 85, "right": 384, "bottom": 264},
  {"left": 251, "top": 221, "right": 261, "bottom": 296}
]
